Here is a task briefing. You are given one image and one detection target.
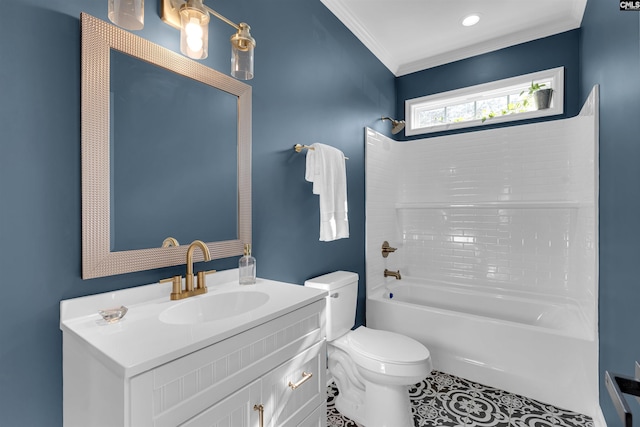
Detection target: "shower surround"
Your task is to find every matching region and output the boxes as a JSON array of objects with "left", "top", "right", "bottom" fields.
[{"left": 365, "top": 88, "right": 600, "bottom": 420}]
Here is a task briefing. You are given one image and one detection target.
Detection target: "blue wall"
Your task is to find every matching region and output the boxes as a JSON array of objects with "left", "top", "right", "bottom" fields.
[
  {"left": 396, "top": 29, "right": 581, "bottom": 140},
  {"left": 580, "top": 1, "right": 640, "bottom": 422},
  {"left": 0, "top": 0, "right": 394, "bottom": 424}
]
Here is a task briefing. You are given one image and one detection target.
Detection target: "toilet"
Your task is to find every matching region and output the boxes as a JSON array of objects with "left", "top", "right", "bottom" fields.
[{"left": 305, "top": 271, "right": 432, "bottom": 427}]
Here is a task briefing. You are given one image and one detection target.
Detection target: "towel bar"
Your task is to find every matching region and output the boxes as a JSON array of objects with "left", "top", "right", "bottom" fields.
[
  {"left": 293, "top": 144, "right": 348, "bottom": 159},
  {"left": 294, "top": 144, "right": 314, "bottom": 152}
]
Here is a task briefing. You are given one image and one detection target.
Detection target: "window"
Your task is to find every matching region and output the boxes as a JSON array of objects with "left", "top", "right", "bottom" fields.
[{"left": 405, "top": 67, "right": 564, "bottom": 136}]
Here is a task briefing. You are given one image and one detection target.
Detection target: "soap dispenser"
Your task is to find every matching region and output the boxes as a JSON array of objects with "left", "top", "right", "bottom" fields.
[{"left": 239, "top": 243, "right": 256, "bottom": 285}]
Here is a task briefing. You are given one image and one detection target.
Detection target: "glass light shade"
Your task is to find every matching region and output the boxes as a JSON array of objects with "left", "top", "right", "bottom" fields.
[
  {"left": 230, "top": 23, "right": 255, "bottom": 80},
  {"left": 108, "top": 0, "right": 144, "bottom": 30},
  {"left": 179, "top": 1, "right": 209, "bottom": 59}
]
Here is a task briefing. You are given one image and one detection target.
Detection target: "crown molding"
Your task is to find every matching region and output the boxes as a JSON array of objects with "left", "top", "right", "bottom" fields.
[{"left": 322, "top": 0, "right": 584, "bottom": 77}]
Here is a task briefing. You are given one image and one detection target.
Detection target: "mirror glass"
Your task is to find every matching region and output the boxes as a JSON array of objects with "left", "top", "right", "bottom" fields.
[
  {"left": 81, "top": 13, "right": 251, "bottom": 279},
  {"left": 110, "top": 50, "right": 238, "bottom": 251}
]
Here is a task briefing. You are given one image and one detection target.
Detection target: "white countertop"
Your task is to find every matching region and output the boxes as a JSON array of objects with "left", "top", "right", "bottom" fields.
[{"left": 60, "top": 269, "right": 326, "bottom": 377}]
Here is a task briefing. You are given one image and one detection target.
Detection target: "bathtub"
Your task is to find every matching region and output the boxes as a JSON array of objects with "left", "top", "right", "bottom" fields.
[{"left": 366, "top": 278, "right": 599, "bottom": 419}]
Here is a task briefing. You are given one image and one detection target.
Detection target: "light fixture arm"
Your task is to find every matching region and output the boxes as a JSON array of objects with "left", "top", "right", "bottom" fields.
[
  {"left": 202, "top": 4, "right": 239, "bottom": 30},
  {"left": 161, "top": 0, "right": 242, "bottom": 30},
  {"left": 201, "top": 4, "right": 257, "bottom": 52}
]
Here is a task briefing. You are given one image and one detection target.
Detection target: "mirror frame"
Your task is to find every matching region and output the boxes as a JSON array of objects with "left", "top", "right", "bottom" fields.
[{"left": 81, "top": 13, "right": 251, "bottom": 279}]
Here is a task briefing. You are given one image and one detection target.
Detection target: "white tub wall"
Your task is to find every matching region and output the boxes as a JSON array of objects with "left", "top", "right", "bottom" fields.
[
  {"left": 397, "top": 119, "right": 581, "bottom": 204},
  {"left": 365, "top": 129, "right": 404, "bottom": 293},
  {"left": 398, "top": 207, "right": 576, "bottom": 294},
  {"left": 380, "top": 108, "right": 597, "bottom": 309},
  {"left": 569, "top": 92, "right": 599, "bottom": 333},
  {"left": 365, "top": 113, "right": 597, "bottom": 308},
  {"left": 364, "top": 125, "right": 593, "bottom": 302}
]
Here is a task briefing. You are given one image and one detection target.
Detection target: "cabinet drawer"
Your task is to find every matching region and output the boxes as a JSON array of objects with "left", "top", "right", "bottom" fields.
[{"left": 261, "top": 340, "right": 326, "bottom": 427}]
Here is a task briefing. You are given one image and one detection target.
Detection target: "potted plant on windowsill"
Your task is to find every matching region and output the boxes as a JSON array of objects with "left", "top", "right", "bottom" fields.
[{"left": 522, "top": 81, "right": 553, "bottom": 110}]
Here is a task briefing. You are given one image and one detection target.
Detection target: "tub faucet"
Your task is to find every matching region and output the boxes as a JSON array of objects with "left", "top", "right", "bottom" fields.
[{"left": 384, "top": 269, "right": 401, "bottom": 280}]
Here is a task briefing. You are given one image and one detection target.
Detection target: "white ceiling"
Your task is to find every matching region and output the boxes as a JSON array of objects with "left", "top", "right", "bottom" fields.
[{"left": 320, "top": 0, "right": 587, "bottom": 76}]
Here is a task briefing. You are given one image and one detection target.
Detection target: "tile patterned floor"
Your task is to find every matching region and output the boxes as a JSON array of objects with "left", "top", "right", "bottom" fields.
[{"left": 327, "top": 371, "right": 594, "bottom": 427}]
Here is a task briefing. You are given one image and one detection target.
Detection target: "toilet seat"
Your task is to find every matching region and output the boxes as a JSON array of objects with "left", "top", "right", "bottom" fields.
[
  {"left": 350, "top": 326, "right": 430, "bottom": 363},
  {"left": 343, "top": 326, "right": 431, "bottom": 378}
]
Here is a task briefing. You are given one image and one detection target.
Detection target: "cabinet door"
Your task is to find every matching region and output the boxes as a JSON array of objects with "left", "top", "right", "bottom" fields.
[
  {"left": 298, "top": 402, "right": 327, "bottom": 427},
  {"left": 261, "top": 340, "right": 326, "bottom": 427},
  {"left": 180, "top": 380, "right": 261, "bottom": 427}
]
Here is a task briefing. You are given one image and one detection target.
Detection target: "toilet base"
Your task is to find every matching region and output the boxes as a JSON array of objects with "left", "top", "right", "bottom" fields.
[
  {"left": 363, "top": 380, "right": 413, "bottom": 427},
  {"left": 333, "top": 379, "right": 413, "bottom": 427},
  {"left": 335, "top": 392, "right": 367, "bottom": 426}
]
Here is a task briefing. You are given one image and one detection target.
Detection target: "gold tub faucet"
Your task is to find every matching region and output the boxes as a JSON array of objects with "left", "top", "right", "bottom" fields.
[{"left": 384, "top": 269, "right": 401, "bottom": 280}]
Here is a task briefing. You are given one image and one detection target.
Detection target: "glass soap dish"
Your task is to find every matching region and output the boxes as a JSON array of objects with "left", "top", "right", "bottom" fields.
[{"left": 98, "top": 306, "right": 128, "bottom": 324}]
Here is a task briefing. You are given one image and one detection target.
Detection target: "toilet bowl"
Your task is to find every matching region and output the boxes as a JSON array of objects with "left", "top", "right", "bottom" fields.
[
  {"left": 330, "top": 326, "right": 432, "bottom": 426},
  {"left": 305, "top": 271, "right": 432, "bottom": 427}
]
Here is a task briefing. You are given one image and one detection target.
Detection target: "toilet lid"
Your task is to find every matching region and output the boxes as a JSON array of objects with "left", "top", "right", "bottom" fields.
[{"left": 348, "top": 326, "right": 430, "bottom": 364}]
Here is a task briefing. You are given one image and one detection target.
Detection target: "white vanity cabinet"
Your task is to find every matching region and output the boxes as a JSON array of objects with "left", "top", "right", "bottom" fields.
[
  {"left": 61, "top": 274, "right": 327, "bottom": 427},
  {"left": 182, "top": 341, "right": 325, "bottom": 427}
]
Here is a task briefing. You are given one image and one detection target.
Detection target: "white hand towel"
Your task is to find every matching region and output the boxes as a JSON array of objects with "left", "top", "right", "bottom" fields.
[
  {"left": 305, "top": 143, "right": 349, "bottom": 241},
  {"left": 305, "top": 144, "right": 321, "bottom": 195}
]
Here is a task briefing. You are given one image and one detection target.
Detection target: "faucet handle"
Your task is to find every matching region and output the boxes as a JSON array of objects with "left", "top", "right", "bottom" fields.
[
  {"left": 160, "top": 275, "right": 182, "bottom": 287},
  {"left": 161, "top": 275, "right": 184, "bottom": 300},
  {"left": 381, "top": 241, "right": 397, "bottom": 258},
  {"left": 196, "top": 270, "right": 216, "bottom": 290}
]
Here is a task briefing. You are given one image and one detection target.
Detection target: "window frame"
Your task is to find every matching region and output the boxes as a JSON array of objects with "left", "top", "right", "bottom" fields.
[{"left": 405, "top": 67, "right": 564, "bottom": 136}]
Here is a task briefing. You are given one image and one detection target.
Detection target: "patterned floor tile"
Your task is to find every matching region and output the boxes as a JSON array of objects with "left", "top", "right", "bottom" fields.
[
  {"left": 327, "top": 382, "right": 363, "bottom": 427},
  {"left": 326, "top": 371, "right": 593, "bottom": 427}
]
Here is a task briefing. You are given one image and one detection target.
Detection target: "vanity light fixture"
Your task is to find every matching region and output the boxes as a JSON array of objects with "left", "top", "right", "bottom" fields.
[
  {"left": 462, "top": 14, "right": 480, "bottom": 27},
  {"left": 108, "top": 0, "right": 144, "bottom": 30},
  {"left": 161, "top": 0, "right": 256, "bottom": 80},
  {"left": 381, "top": 116, "right": 406, "bottom": 135}
]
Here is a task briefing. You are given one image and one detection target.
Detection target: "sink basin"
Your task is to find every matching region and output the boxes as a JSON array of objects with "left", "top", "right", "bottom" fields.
[{"left": 159, "top": 291, "right": 270, "bottom": 325}]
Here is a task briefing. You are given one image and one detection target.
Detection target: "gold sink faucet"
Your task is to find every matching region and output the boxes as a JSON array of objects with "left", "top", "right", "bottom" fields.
[
  {"left": 161, "top": 240, "right": 215, "bottom": 300},
  {"left": 185, "top": 240, "right": 211, "bottom": 293}
]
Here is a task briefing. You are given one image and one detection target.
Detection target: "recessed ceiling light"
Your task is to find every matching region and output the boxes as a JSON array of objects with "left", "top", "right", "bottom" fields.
[{"left": 462, "top": 14, "right": 480, "bottom": 27}]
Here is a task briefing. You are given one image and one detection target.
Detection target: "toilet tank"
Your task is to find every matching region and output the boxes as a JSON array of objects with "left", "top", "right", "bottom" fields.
[{"left": 304, "top": 271, "right": 358, "bottom": 341}]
